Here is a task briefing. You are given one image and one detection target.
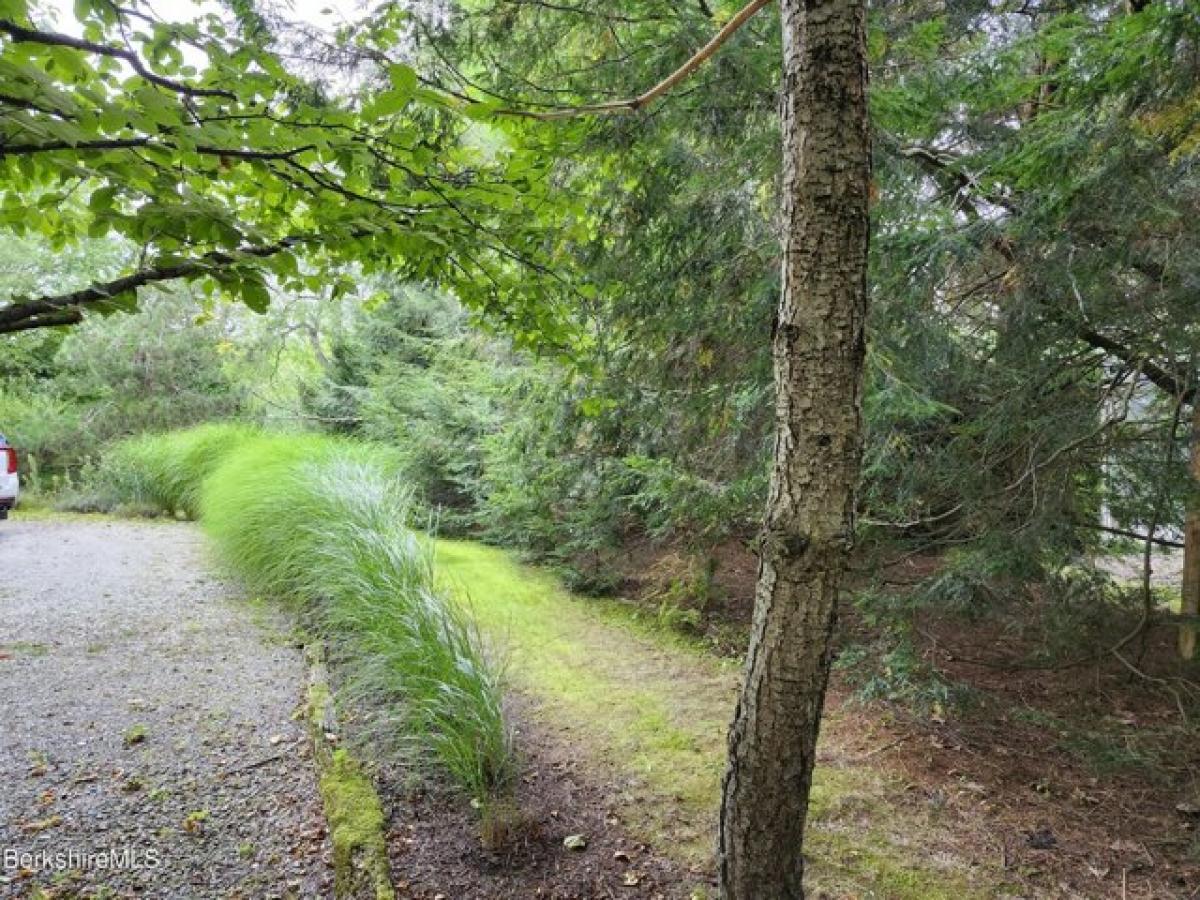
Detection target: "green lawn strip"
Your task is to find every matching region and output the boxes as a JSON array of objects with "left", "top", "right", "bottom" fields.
[{"left": 436, "top": 539, "right": 985, "bottom": 898}]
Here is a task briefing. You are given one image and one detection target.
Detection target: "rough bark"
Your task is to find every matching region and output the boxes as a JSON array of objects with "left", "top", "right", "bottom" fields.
[
  {"left": 716, "top": 0, "right": 870, "bottom": 896},
  {"left": 1180, "top": 403, "right": 1200, "bottom": 660}
]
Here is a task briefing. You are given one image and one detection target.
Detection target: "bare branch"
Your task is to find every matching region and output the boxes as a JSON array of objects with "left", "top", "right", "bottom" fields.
[
  {"left": 1089, "top": 522, "right": 1186, "bottom": 549},
  {"left": 494, "top": 0, "right": 774, "bottom": 119}
]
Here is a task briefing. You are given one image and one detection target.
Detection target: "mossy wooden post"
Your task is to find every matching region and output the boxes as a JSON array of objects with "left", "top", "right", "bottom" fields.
[
  {"left": 1180, "top": 403, "right": 1200, "bottom": 660},
  {"left": 717, "top": 0, "right": 871, "bottom": 895}
]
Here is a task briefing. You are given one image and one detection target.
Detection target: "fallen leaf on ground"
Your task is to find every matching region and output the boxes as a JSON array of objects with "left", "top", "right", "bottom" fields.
[{"left": 563, "top": 834, "right": 587, "bottom": 851}]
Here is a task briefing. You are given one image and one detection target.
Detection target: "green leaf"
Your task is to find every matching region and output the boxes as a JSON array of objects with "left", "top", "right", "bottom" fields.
[
  {"left": 239, "top": 275, "right": 271, "bottom": 313},
  {"left": 89, "top": 186, "right": 116, "bottom": 214},
  {"left": 387, "top": 64, "right": 417, "bottom": 95},
  {"left": 366, "top": 88, "right": 412, "bottom": 120}
]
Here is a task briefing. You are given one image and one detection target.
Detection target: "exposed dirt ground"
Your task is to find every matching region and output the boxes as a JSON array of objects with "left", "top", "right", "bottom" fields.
[
  {"left": 0, "top": 517, "right": 332, "bottom": 899},
  {"left": 897, "top": 619, "right": 1200, "bottom": 898},
  {"left": 376, "top": 705, "right": 699, "bottom": 900}
]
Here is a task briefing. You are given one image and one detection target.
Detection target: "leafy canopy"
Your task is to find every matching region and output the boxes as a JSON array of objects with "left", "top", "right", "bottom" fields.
[{"left": 0, "top": 0, "right": 578, "bottom": 341}]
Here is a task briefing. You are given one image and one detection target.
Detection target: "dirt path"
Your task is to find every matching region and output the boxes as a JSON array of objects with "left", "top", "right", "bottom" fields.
[{"left": 0, "top": 517, "right": 332, "bottom": 899}]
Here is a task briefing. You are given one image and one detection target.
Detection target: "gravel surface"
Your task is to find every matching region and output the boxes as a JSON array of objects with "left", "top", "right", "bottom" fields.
[{"left": 0, "top": 517, "right": 333, "bottom": 899}]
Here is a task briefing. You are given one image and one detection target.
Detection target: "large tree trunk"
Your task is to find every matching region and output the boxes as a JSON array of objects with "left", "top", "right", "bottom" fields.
[
  {"left": 716, "top": 0, "right": 870, "bottom": 896},
  {"left": 1179, "top": 403, "right": 1200, "bottom": 660}
]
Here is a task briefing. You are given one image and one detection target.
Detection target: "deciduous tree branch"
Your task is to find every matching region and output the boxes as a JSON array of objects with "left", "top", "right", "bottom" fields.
[
  {"left": 0, "top": 139, "right": 316, "bottom": 160},
  {"left": 0, "top": 309, "right": 83, "bottom": 332},
  {"left": 0, "top": 92, "right": 73, "bottom": 117},
  {"left": 0, "top": 20, "right": 237, "bottom": 101},
  {"left": 0, "top": 238, "right": 303, "bottom": 334}
]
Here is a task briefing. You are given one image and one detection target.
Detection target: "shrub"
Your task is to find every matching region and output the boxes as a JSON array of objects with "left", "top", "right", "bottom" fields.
[{"left": 0, "top": 389, "right": 82, "bottom": 494}]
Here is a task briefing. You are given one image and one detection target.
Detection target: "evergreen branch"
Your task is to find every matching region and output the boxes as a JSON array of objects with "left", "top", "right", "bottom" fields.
[
  {"left": 1088, "top": 522, "right": 1185, "bottom": 549},
  {"left": 486, "top": 1, "right": 669, "bottom": 25},
  {"left": 1075, "top": 325, "right": 1196, "bottom": 405},
  {"left": 494, "top": 0, "right": 774, "bottom": 119},
  {"left": 896, "top": 144, "right": 1016, "bottom": 215}
]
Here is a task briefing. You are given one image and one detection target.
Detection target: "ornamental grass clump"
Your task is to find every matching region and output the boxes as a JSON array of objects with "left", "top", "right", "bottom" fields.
[
  {"left": 199, "top": 433, "right": 516, "bottom": 810},
  {"left": 78, "top": 422, "right": 257, "bottom": 517},
  {"left": 91, "top": 426, "right": 516, "bottom": 826}
]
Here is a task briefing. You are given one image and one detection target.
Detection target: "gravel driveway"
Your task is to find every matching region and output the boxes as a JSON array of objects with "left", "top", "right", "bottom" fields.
[{"left": 0, "top": 517, "right": 333, "bottom": 899}]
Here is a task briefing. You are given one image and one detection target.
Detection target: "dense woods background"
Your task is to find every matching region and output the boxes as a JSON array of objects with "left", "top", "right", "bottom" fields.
[
  {"left": 8, "top": 0, "right": 1200, "bottom": 642},
  {"left": 4, "top": 0, "right": 1200, "bottom": 894}
]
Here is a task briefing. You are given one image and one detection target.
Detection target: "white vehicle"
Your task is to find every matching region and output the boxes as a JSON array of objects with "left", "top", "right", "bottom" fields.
[{"left": 0, "top": 433, "right": 18, "bottom": 520}]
